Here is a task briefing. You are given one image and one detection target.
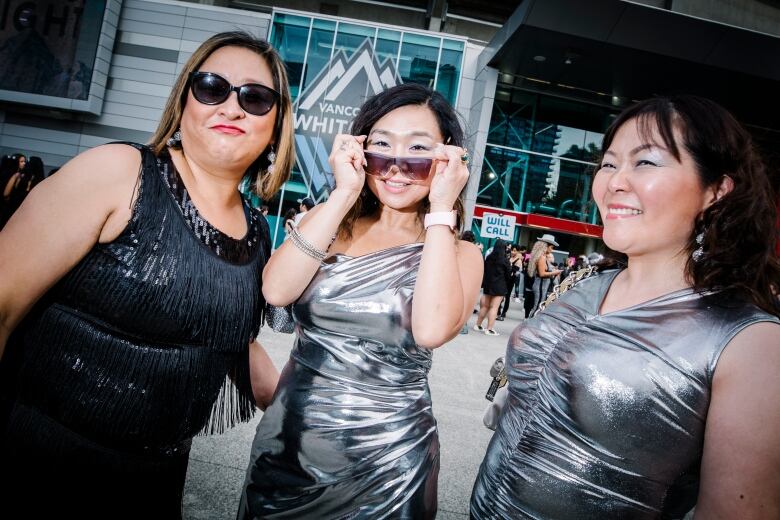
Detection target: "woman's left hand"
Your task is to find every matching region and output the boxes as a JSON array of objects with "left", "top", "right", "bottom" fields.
[{"left": 428, "top": 144, "right": 470, "bottom": 211}]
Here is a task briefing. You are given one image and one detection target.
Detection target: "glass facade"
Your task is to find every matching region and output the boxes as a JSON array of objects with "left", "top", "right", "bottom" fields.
[
  {"left": 476, "top": 88, "right": 616, "bottom": 236},
  {"left": 263, "top": 10, "right": 465, "bottom": 247}
]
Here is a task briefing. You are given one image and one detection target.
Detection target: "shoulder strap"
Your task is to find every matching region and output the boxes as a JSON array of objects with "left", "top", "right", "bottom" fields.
[{"left": 537, "top": 266, "right": 598, "bottom": 314}]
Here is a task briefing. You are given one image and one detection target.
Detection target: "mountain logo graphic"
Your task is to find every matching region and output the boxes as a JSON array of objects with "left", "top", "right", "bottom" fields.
[{"left": 293, "top": 38, "right": 400, "bottom": 199}]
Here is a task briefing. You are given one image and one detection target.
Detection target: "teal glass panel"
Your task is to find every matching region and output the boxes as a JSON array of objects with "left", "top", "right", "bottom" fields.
[
  {"left": 302, "top": 19, "right": 337, "bottom": 91},
  {"left": 376, "top": 29, "right": 401, "bottom": 68},
  {"left": 488, "top": 90, "right": 535, "bottom": 150},
  {"left": 435, "top": 39, "right": 463, "bottom": 104},
  {"left": 477, "top": 147, "right": 599, "bottom": 224},
  {"left": 334, "top": 22, "right": 376, "bottom": 57},
  {"left": 398, "top": 32, "right": 440, "bottom": 88},
  {"left": 270, "top": 13, "right": 311, "bottom": 101}
]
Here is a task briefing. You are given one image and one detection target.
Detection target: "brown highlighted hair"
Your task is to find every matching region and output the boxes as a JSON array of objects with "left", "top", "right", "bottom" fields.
[
  {"left": 149, "top": 31, "right": 294, "bottom": 200},
  {"left": 337, "top": 83, "right": 466, "bottom": 239},
  {"left": 600, "top": 95, "right": 780, "bottom": 317}
]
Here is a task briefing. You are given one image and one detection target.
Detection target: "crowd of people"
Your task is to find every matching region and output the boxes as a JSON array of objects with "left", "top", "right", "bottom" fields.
[
  {"left": 0, "top": 30, "right": 778, "bottom": 520},
  {"left": 0, "top": 153, "right": 48, "bottom": 230}
]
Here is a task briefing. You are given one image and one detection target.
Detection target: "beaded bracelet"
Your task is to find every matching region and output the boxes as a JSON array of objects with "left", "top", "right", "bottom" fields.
[{"left": 289, "top": 226, "right": 327, "bottom": 262}]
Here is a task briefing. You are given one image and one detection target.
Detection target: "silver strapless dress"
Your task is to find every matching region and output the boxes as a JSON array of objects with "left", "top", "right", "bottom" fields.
[
  {"left": 239, "top": 243, "right": 438, "bottom": 519},
  {"left": 471, "top": 269, "right": 778, "bottom": 519}
]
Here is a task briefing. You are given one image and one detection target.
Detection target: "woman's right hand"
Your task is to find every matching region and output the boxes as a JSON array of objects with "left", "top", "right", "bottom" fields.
[{"left": 328, "top": 134, "right": 366, "bottom": 196}]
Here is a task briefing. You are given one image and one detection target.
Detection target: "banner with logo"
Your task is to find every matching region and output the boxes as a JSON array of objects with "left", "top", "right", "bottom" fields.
[{"left": 293, "top": 38, "right": 400, "bottom": 200}]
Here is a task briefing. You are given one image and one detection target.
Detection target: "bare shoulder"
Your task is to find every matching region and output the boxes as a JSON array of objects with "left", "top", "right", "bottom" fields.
[
  {"left": 717, "top": 320, "right": 780, "bottom": 378},
  {"left": 37, "top": 143, "right": 144, "bottom": 242},
  {"left": 59, "top": 143, "right": 142, "bottom": 187}
]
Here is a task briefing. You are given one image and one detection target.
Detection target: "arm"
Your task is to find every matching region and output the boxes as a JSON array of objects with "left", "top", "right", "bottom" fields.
[
  {"left": 262, "top": 134, "right": 366, "bottom": 306},
  {"left": 536, "top": 256, "right": 561, "bottom": 278},
  {"left": 695, "top": 321, "right": 780, "bottom": 519},
  {"left": 3, "top": 173, "right": 19, "bottom": 198},
  {"left": 248, "top": 340, "right": 279, "bottom": 410},
  {"left": 411, "top": 145, "right": 483, "bottom": 349},
  {"left": 0, "top": 144, "right": 141, "bottom": 358}
]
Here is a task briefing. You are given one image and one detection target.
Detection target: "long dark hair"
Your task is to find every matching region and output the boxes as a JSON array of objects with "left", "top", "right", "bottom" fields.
[
  {"left": 486, "top": 239, "right": 511, "bottom": 268},
  {"left": 337, "top": 83, "right": 466, "bottom": 239},
  {"left": 600, "top": 95, "right": 779, "bottom": 316}
]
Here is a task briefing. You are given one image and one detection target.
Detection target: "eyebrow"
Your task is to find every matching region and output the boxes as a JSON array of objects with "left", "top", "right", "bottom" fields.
[
  {"left": 369, "top": 129, "right": 436, "bottom": 139},
  {"left": 603, "top": 143, "right": 667, "bottom": 157}
]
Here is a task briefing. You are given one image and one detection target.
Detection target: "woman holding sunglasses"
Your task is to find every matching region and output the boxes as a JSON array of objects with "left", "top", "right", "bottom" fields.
[
  {"left": 239, "top": 83, "right": 483, "bottom": 518},
  {"left": 0, "top": 32, "right": 292, "bottom": 518}
]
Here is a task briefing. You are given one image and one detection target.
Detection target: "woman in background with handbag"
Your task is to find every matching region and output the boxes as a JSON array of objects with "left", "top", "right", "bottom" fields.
[
  {"left": 471, "top": 96, "right": 780, "bottom": 519},
  {"left": 239, "top": 83, "right": 483, "bottom": 519}
]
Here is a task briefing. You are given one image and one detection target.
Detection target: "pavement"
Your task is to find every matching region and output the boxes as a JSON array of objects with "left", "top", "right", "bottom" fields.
[{"left": 182, "top": 299, "right": 526, "bottom": 519}]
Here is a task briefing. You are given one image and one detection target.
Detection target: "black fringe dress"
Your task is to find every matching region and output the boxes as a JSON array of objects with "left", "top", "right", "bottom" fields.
[{"left": 0, "top": 144, "right": 268, "bottom": 519}]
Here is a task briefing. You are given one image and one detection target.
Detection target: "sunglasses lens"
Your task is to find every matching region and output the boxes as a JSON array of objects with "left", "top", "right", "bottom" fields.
[
  {"left": 364, "top": 152, "right": 394, "bottom": 177},
  {"left": 191, "top": 73, "right": 230, "bottom": 104},
  {"left": 239, "top": 85, "right": 277, "bottom": 116},
  {"left": 399, "top": 158, "right": 434, "bottom": 181}
]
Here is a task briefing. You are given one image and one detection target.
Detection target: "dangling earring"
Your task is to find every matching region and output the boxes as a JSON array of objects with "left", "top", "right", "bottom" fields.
[
  {"left": 266, "top": 146, "right": 276, "bottom": 174},
  {"left": 692, "top": 231, "right": 705, "bottom": 262},
  {"left": 166, "top": 129, "right": 182, "bottom": 148}
]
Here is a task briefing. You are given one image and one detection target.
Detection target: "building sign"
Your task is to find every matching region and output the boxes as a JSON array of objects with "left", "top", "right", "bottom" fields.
[
  {"left": 0, "top": 0, "right": 105, "bottom": 100},
  {"left": 480, "top": 212, "right": 516, "bottom": 240},
  {"left": 293, "top": 38, "right": 399, "bottom": 199}
]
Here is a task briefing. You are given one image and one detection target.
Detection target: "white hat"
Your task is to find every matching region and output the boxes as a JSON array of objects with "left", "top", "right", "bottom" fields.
[{"left": 538, "top": 234, "right": 559, "bottom": 247}]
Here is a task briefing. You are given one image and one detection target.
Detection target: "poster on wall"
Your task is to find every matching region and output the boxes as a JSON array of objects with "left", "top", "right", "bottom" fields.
[
  {"left": 0, "top": 0, "right": 106, "bottom": 101},
  {"left": 293, "top": 38, "right": 401, "bottom": 200}
]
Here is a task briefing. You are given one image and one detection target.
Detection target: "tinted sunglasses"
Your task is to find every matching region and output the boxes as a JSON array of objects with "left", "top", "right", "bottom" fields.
[
  {"left": 363, "top": 151, "right": 436, "bottom": 181},
  {"left": 189, "top": 72, "right": 279, "bottom": 116}
]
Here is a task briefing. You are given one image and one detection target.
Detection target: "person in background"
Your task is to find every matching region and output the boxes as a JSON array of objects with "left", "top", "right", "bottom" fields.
[
  {"left": 260, "top": 204, "right": 269, "bottom": 217},
  {"left": 239, "top": 83, "right": 482, "bottom": 519},
  {"left": 472, "top": 95, "right": 780, "bottom": 519},
  {"left": 0, "top": 31, "right": 293, "bottom": 518},
  {"left": 459, "top": 230, "right": 483, "bottom": 332},
  {"left": 525, "top": 234, "right": 562, "bottom": 316},
  {"left": 475, "top": 238, "right": 512, "bottom": 335},
  {"left": 283, "top": 207, "right": 297, "bottom": 236},
  {"left": 512, "top": 244, "right": 527, "bottom": 301},
  {"left": 498, "top": 244, "right": 524, "bottom": 321},
  {"left": 293, "top": 196, "right": 314, "bottom": 226},
  {"left": 0, "top": 153, "right": 27, "bottom": 229}
]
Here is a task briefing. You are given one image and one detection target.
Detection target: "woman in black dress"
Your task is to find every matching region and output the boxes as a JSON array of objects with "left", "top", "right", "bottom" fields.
[
  {"left": 474, "top": 239, "right": 512, "bottom": 335},
  {"left": 0, "top": 32, "right": 293, "bottom": 519}
]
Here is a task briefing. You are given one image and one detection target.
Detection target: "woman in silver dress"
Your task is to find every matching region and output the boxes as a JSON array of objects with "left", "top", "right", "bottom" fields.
[
  {"left": 239, "top": 83, "right": 483, "bottom": 519},
  {"left": 471, "top": 95, "right": 780, "bottom": 519}
]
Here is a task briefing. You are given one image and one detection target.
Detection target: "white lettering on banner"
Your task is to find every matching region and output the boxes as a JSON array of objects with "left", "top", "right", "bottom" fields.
[{"left": 480, "top": 212, "right": 517, "bottom": 240}]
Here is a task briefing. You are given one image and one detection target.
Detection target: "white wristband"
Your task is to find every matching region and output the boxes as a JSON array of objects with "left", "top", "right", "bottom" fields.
[{"left": 424, "top": 210, "right": 457, "bottom": 230}]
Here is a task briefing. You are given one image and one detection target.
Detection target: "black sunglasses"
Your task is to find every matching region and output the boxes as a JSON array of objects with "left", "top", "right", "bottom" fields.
[
  {"left": 189, "top": 72, "right": 280, "bottom": 116},
  {"left": 363, "top": 151, "right": 436, "bottom": 182}
]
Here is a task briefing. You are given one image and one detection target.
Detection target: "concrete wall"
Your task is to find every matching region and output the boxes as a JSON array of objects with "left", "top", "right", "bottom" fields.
[
  {"left": 460, "top": 42, "right": 498, "bottom": 229},
  {"left": 0, "top": 0, "right": 270, "bottom": 170}
]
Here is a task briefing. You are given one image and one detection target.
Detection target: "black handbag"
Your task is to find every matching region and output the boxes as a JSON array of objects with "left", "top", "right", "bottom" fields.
[{"left": 265, "top": 303, "right": 295, "bottom": 334}]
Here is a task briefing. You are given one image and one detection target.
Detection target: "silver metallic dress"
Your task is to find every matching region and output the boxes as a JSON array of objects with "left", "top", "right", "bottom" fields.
[
  {"left": 239, "top": 243, "right": 439, "bottom": 519},
  {"left": 471, "top": 269, "right": 778, "bottom": 519}
]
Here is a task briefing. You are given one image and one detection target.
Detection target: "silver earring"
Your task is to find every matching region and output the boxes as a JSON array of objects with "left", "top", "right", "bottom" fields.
[
  {"left": 692, "top": 232, "right": 704, "bottom": 262},
  {"left": 266, "top": 146, "right": 276, "bottom": 174},
  {"left": 166, "top": 130, "right": 182, "bottom": 148}
]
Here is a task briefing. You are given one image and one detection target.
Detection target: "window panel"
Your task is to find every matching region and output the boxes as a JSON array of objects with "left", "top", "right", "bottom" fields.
[
  {"left": 302, "top": 19, "right": 336, "bottom": 91},
  {"left": 270, "top": 14, "right": 311, "bottom": 101},
  {"left": 398, "top": 32, "right": 440, "bottom": 89},
  {"left": 435, "top": 40, "right": 463, "bottom": 104},
  {"left": 334, "top": 22, "right": 376, "bottom": 57},
  {"left": 376, "top": 29, "right": 401, "bottom": 68}
]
